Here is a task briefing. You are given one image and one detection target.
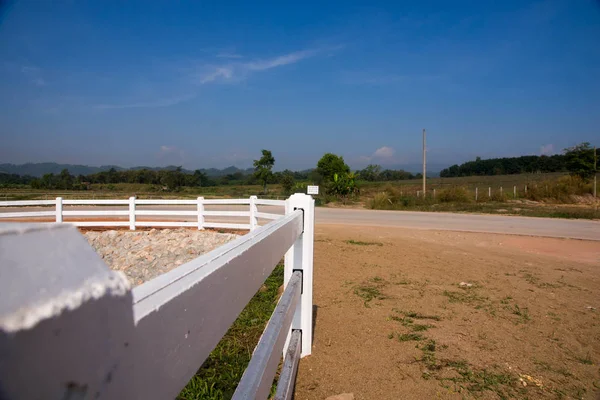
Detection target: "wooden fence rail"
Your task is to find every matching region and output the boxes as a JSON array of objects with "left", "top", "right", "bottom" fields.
[
  {"left": 0, "top": 193, "right": 314, "bottom": 399},
  {"left": 0, "top": 196, "right": 286, "bottom": 231}
]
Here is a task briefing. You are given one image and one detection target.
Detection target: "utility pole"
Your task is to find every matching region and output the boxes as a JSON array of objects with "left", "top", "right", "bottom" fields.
[
  {"left": 422, "top": 128, "right": 426, "bottom": 195},
  {"left": 594, "top": 146, "right": 597, "bottom": 202}
]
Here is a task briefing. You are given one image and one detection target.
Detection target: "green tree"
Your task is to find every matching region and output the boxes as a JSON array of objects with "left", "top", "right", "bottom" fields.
[
  {"left": 280, "top": 170, "right": 295, "bottom": 194},
  {"left": 564, "top": 142, "right": 595, "bottom": 180},
  {"left": 316, "top": 153, "right": 350, "bottom": 182},
  {"left": 357, "top": 164, "right": 381, "bottom": 181},
  {"left": 329, "top": 172, "right": 358, "bottom": 203},
  {"left": 253, "top": 149, "right": 275, "bottom": 193}
]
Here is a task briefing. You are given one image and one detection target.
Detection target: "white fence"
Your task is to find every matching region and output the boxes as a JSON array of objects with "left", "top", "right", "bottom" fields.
[
  {"left": 0, "top": 193, "right": 314, "bottom": 399},
  {"left": 0, "top": 195, "right": 284, "bottom": 231}
]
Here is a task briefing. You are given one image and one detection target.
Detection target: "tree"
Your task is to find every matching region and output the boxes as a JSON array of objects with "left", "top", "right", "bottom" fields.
[
  {"left": 280, "top": 170, "right": 295, "bottom": 194},
  {"left": 564, "top": 142, "right": 595, "bottom": 180},
  {"left": 357, "top": 164, "right": 381, "bottom": 181},
  {"left": 253, "top": 149, "right": 275, "bottom": 193},
  {"left": 329, "top": 172, "right": 358, "bottom": 203},
  {"left": 316, "top": 153, "right": 350, "bottom": 182}
]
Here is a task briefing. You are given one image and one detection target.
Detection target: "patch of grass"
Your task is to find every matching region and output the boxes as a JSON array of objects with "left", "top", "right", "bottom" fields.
[
  {"left": 397, "top": 333, "right": 424, "bottom": 342},
  {"left": 394, "top": 309, "right": 441, "bottom": 321},
  {"left": 354, "top": 284, "right": 386, "bottom": 307},
  {"left": 500, "top": 296, "right": 512, "bottom": 304},
  {"left": 345, "top": 239, "right": 383, "bottom": 246},
  {"left": 178, "top": 263, "right": 284, "bottom": 399},
  {"left": 576, "top": 352, "right": 593, "bottom": 365},
  {"left": 411, "top": 324, "right": 433, "bottom": 332},
  {"left": 512, "top": 304, "right": 531, "bottom": 323},
  {"left": 387, "top": 332, "right": 395, "bottom": 339},
  {"left": 369, "top": 276, "right": 385, "bottom": 283}
]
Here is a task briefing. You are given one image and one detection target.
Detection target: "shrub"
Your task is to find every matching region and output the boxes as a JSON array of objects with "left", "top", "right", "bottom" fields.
[{"left": 438, "top": 187, "right": 471, "bottom": 203}]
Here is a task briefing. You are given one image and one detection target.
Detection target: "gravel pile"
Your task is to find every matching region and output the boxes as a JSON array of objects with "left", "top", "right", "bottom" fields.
[{"left": 84, "top": 229, "right": 239, "bottom": 286}]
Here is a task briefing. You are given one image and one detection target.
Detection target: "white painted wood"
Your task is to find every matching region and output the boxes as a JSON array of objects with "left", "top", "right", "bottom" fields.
[
  {"left": 0, "top": 200, "right": 56, "bottom": 206},
  {"left": 135, "top": 210, "right": 197, "bottom": 216},
  {"left": 203, "top": 211, "right": 249, "bottom": 217},
  {"left": 488, "top": 187, "right": 491, "bottom": 197},
  {"left": 197, "top": 197, "right": 205, "bottom": 230},
  {"left": 63, "top": 199, "right": 129, "bottom": 205},
  {"left": 0, "top": 223, "right": 134, "bottom": 399},
  {"left": 0, "top": 211, "right": 56, "bottom": 218},
  {"left": 124, "top": 211, "right": 304, "bottom": 399},
  {"left": 514, "top": 186, "right": 517, "bottom": 198},
  {"left": 232, "top": 271, "right": 302, "bottom": 400},
  {"left": 134, "top": 222, "right": 197, "bottom": 228},
  {"left": 255, "top": 199, "right": 285, "bottom": 206},
  {"left": 475, "top": 187, "right": 478, "bottom": 201},
  {"left": 62, "top": 210, "right": 129, "bottom": 216},
  {"left": 274, "top": 330, "right": 302, "bottom": 400},
  {"left": 284, "top": 194, "right": 314, "bottom": 357},
  {"left": 134, "top": 199, "right": 196, "bottom": 205},
  {"left": 129, "top": 197, "right": 136, "bottom": 231},
  {"left": 203, "top": 222, "right": 251, "bottom": 230},
  {"left": 249, "top": 196, "right": 258, "bottom": 231},
  {"left": 255, "top": 212, "right": 281, "bottom": 220},
  {"left": 56, "top": 197, "right": 63, "bottom": 223},
  {"left": 202, "top": 198, "right": 250, "bottom": 205}
]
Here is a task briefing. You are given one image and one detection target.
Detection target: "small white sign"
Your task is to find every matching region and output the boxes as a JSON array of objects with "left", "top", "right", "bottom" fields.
[{"left": 307, "top": 185, "right": 319, "bottom": 195}]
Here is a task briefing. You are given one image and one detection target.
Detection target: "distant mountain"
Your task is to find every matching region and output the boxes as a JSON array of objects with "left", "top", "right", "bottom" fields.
[
  {"left": 0, "top": 162, "right": 254, "bottom": 178},
  {"left": 0, "top": 163, "right": 124, "bottom": 177}
]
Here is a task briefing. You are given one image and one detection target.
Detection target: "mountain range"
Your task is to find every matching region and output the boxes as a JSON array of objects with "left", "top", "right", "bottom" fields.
[{"left": 0, "top": 163, "right": 254, "bottom": 178}]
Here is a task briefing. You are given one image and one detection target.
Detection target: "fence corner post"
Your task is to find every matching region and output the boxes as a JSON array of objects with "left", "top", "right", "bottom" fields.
[
  {"left": 197, "top": 197, "right": 205, "bottom": 230},
  {"left": 249, "top": 195, "right": 258, "bottom": 231},
  {"left": 55, "top": 197, "right": 63, "bottom": 223},
  {"left": 129, "top": 196, "right": 136, "bottom": 231},
  {"left": 284, "top": 193, "right": 314, "bottom": 357}
]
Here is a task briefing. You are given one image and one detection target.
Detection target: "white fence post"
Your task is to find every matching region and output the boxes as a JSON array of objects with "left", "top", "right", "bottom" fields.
[
  {"left": 197, "top": 197, "right": 205, "bottom": 230},
  {"left": 284, "top": 193, "right": 314, "bottom": 357},
  {"left": 129, "top": 196, "right": 136, "bottom": 230},
  {"left": 488, "top": 187, "right": 491, "bottom": 198},
  {"left": 475, "top": 187, "right": 478, "bottom": 201},
  {"left": 55, "top": 197, "right": 63, "bottom": 223},
  {"left": 249, "top": 196, "right": 258, "bottom": 231},
  {"left": 514, "top": 186, "right": 516, "bottom": 198}
]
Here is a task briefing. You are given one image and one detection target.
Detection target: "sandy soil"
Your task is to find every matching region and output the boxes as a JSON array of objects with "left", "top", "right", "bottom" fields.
[{"left": 295, "top": 225, "right": 600, "bottom": 400}]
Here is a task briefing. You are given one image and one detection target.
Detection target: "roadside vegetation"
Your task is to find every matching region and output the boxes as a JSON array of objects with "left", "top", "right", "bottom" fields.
[{"left": 1, "top": 143, "right": 597, "bottom": 219}]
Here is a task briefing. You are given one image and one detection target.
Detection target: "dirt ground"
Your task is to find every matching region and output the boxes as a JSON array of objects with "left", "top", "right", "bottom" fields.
[{"left": 294, "top": 225, "right": 600, "bottom": 400}]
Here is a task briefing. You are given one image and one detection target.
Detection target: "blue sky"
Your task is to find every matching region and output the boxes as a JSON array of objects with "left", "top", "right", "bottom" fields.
[{"left": 1, "top": 0, "right": 599, "bottom": 171}]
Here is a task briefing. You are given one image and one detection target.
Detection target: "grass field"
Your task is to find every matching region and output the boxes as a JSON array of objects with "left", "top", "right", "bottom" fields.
[{"left": 1, "top": 172, "right": 597, "bottom": 219}]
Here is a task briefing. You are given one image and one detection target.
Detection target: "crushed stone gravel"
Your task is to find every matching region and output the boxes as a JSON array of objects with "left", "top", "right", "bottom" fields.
[{"left": 84, "top": 228, "right": 238, "bottom": 286}]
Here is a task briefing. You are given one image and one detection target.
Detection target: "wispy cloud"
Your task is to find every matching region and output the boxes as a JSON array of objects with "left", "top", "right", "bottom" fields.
[
  {"left": 194, "top": 48, "right": 324, "bottom": 85},
  {"left": 244, "top": 49, "right": 317, "bottom": 71},
  {"left": 216, "top": 52, "right": 243, "bottom": 59},
  {"left": 540, "top": 144, "right": 555, "bottom": 155},
  {"left": 94, "top": 93, "right": 196, "bottom": 110}
]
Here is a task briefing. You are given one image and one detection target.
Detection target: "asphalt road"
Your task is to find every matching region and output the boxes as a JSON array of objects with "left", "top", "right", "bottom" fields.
[{"left": 1, "top": 205, "right": 599, "bottom": 241}]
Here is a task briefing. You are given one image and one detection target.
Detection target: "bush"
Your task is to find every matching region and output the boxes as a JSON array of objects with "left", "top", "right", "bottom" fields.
[{"left": 438, "top": 187, "right": 471, "bottom": 203}]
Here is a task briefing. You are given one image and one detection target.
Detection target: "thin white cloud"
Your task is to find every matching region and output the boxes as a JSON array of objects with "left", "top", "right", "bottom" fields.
[
  {"left": 216, "top": 52, "right": 243, "bottom": 59},
  {"left": 540, "top": 144, "right": 554, "bottom": 155},
  {"left": 243, "top": 49, "right": 317, "bottom": 71},
  {"left": 194, "top": 48, "right": 323, "bottom": 85},
  {"left": 373, "top": 146, "right": 395, "bottom": 158},
  {"left": 158, "top": 145, "right": 185, "bottom": 165},
  {"left": 94, "top": 94, "right": 196, "bottom": 110},
  {"left": 198, "top": 66, "right": 234, "bottom": 84}
]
